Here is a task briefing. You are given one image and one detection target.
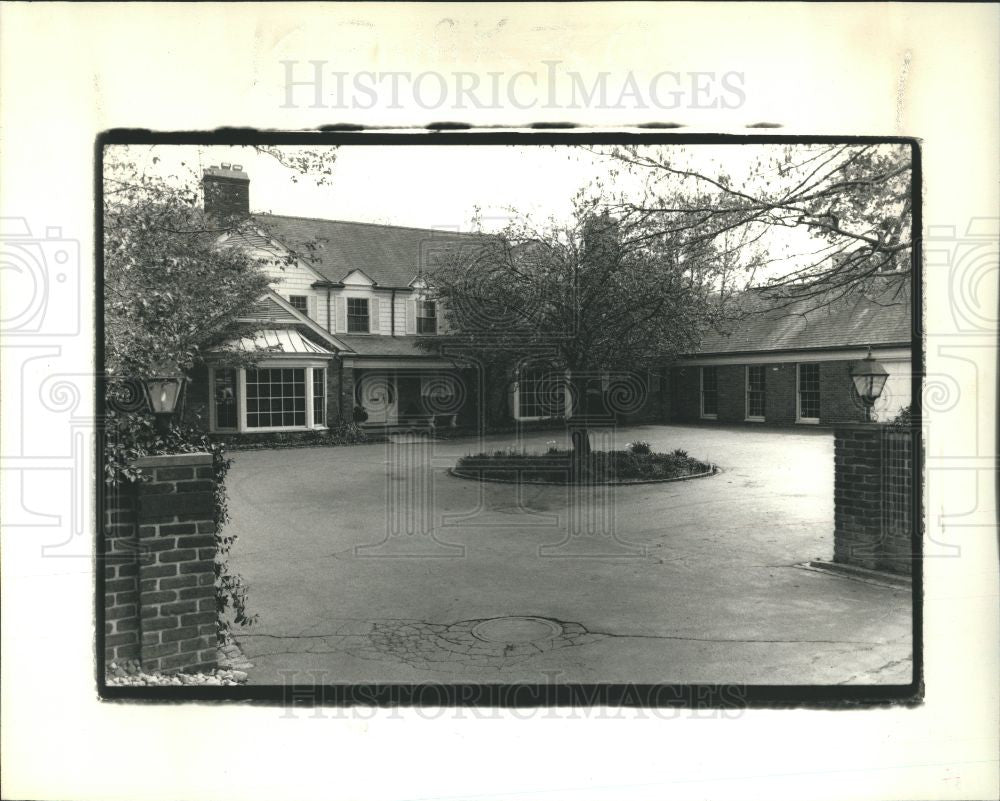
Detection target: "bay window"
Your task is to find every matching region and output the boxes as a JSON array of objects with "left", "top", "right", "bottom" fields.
[{"left": 210, "top": 363, "right": 329, "bottom": 432}]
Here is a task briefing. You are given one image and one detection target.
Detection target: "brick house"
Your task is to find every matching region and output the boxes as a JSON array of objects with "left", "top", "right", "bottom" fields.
[
  {"left": 186, "top": 165, "right": 911, "bottom": 437},
  {"left": 669, "top": 278, "right": 913, "bottom": 426}
]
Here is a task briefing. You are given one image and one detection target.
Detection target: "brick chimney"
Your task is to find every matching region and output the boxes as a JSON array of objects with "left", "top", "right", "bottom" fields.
[{"left": 202, "top": 163, "right": 250, "bottom": 222}]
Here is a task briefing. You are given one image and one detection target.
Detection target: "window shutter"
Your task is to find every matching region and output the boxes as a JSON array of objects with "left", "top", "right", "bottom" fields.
[
  {"left": 437, "top": 300, "right": 448, "bottom": 334},
  {"left": 370, "top": 297, "right": 380, "bottom": 332},
  {"left": 406, "top": 299, "right": 417, "bottom": 334},
  {"left": 335, "top": 296, "right": 347, "bottom": 334},
  {"left": 306, "top": 294, "right": 318, "bottom": 321}
]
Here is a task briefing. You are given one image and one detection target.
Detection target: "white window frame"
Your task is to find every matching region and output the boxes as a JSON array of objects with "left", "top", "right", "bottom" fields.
[
  {"left": 346, "top": 297, "right": 371, "bottom": 334},
  {"left": 209, "top": 362, "right": 329, "bottom": 433},
  {"left": 700, "top": 366, "right": 718, "bottom": 420},
  {"left": 513, "top": 370, "right": 570, "bottom": 422},
  {"left": 796, "top": 362, "right": 821, "bottom": 424},
  {"left": 287, "top": 294, "right": 308, "bottom": 313},
  {"left": 416, "top": 299, "right": 438, "bottom": 335},
  {"left": 745, "top": 365, "right": 766, "bottom": 422}
]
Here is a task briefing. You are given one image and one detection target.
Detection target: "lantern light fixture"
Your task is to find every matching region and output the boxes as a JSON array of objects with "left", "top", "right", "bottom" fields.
[{"left": 850, "top": 346, "right": 889, "bottom": 422}]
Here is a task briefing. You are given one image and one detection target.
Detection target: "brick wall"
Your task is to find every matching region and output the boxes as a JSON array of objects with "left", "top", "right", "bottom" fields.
[
  {"left": 763, "top": 363, "right": 797, "bottom": 423},
  {"left": 670, "top": 366, "right": 702, "bottom": 422},
  {"left": 819, "top": 360, "right": 866, "bottom": 424},
  {"left": 669, "top": 359, "right": 868, "bottom": 426},
  {"left": 103, "top": 453, "right": 219, "bottom": 672},
  {"left": 833, "top": 425, "right": 913, "bottom": 575}
]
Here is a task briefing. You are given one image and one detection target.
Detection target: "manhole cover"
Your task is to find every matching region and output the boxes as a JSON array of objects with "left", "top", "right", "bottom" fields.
[{"left": 471, "top": 616, "right": 564, "bottom": 644}]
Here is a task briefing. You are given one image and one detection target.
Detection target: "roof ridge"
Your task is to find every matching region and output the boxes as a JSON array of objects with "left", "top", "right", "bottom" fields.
[{"left": 253, "top": 212, "right": 481, "bottom": 237}]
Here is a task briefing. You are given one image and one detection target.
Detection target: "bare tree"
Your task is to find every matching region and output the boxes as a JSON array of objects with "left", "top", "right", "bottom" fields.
[{"left": 597, "top": 142, "right": 913, "bottom": 312}]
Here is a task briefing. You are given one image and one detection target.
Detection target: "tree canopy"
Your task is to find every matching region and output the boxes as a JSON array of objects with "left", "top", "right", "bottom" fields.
[
  {"left": 423, "top": 197, "right": 745, "bottom": 450},
  {"left": 598, "top": 142, "right": 913, "bottom": 309},
  {"left": 103, "top": 146, "right": 338, "bottom": 381}
]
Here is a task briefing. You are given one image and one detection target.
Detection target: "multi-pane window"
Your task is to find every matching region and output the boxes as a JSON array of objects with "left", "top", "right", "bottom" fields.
[
  {"left": 746, "top": 365, "right": 766, "bottom": 419},
  {"left": 798, "top": 363, "right": 821, "bottom": 421},
  {"left": 416, "top": 300, "right": 437, "bottom": 334},
  {"left": 518, "top": 371, "right": 564, "bottom": 419},
  {"left": 245, "top": 368, "right": 306, "bottom": 428},
  {"left": 347, "top": 298, "right": 370, "bottom": 333},
  {"left": 700, "top": 366, "right": 718, "bottom": 417},
  {"left": 312, "top": 368, "right": 326, "bottom": 426},
  {"left": 213, "top": 368, "right": 238, "bottom": 430},
  {"left": 288, "top": 295, "right": 308, "bottom": 313}
]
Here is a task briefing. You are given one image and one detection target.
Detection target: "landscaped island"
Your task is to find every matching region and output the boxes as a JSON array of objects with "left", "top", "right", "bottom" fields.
[{"left": 451, "top": 441, "right": 715, "bottom": 485}]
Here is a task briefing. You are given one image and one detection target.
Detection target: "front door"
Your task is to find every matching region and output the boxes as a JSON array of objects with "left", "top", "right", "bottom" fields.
[
  {"left": 396, "top": 375, "right": 424, "bottom": 422},
  {"left": 358, "top": 373, "right": 398, "bottom": 424}
]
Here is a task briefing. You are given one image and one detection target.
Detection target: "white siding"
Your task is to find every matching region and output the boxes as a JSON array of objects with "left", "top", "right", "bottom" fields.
[
  {"left": 872, "top": 360, "right": 913, "bottom": 422},
  {"left": 255, "top": 250, "right": 329, "bottom": 326},
  {"left": 334, "top": 286, "right": 402, "bottom": 336}
]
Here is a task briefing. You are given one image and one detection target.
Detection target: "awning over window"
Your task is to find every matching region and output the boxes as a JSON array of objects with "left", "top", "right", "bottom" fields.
[{"left": 212, "top": 328, "right": 334, "bottom": 356}]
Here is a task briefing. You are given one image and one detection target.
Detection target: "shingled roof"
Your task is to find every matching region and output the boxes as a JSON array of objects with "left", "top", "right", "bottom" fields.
[
  {"left": 694, "top": 275, "right": 912, "bottom": 355},
  {"left": 252, "top": 214, "right": 482, "bottom": 287}
]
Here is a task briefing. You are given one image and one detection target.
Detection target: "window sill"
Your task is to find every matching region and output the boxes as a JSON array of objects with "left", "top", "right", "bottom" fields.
[
  {"left": 700, "top": 414, "right": 718, "bottom": 420},
  {"left": 745, "top": 417, "right": 766, "bottom": 423},
  {"left": 796, "top": 418, "right": 820, "bottom": 425}
]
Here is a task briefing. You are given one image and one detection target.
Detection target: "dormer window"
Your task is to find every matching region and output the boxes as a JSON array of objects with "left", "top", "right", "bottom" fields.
[
  {"left": 416, "top": 300, "right": 437, "bottom": 334},
  {"left": 347, "top": 297, "right": 370, "bottom": 333}
]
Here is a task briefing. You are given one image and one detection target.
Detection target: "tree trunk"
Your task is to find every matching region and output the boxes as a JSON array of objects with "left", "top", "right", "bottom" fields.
[{"left": 568, "top": 369, "right": 592, "bottom": 480}]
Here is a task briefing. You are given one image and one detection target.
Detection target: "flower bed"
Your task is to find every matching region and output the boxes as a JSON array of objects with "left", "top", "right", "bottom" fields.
[{"left": 451, "top": 446, "right": 714, "bottom": 485}]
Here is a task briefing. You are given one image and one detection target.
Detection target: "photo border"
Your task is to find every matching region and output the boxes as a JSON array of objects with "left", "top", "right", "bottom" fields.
[{"left": 95, "top": 128, "right": 923, "bottom": 707}]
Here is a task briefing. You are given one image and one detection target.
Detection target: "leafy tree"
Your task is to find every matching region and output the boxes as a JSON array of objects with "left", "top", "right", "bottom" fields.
[
  {"left": 422, "top": 197, "right": 743, "bottom": 458},
  {"left": 598, "top": 143, "right": 912, "bottom": 310},
  {"left": 104, "top": 145, "right": 338, "bottom": 379},
  {"left": 102, "top": 145, "right": 337, "bottom": 642}
]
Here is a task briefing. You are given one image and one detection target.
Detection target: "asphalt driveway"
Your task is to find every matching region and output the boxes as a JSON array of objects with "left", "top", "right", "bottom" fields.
[{"left": 226, "top": 424, "right": 912, "bottom": 684}]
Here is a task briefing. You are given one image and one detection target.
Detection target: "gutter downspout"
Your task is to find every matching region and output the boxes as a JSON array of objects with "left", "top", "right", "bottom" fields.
[{"left": 338, "top": 358, "right": 345, "bottom": 422}]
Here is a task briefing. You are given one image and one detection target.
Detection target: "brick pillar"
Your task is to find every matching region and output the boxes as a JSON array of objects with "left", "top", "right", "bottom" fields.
[
  {"left": 133, "top": 453, "right": 219, "bottom": 672},
  {"left": 833, "top": 424, "right": 913, "bottom": 575},
  {"left": 104, "top": 485, "right": 141, "bottom": 664}
]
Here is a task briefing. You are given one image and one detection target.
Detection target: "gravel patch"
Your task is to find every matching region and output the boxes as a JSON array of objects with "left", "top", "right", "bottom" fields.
[{"left": 106, "top": 659, "right": 248, "bottom": 687}]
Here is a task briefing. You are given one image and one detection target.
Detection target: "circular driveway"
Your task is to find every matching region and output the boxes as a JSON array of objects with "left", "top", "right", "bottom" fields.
[{"left": 226, "top": 424, "right": 912, "bottom": 684}]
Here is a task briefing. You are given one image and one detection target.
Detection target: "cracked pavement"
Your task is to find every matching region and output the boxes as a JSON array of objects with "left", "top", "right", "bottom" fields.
[{"left": 225, "top": 424, "right": 913, "bottom": 685}]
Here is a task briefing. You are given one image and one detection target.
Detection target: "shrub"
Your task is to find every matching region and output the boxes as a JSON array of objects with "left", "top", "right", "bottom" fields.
[
  {"left": 628, "top": 440, "right": 652, "bottom": 455},
  {"left": 889, "top": 405, "right": 912, "bottom": 428},
  {"left": 353, "top": 404, "right": 369, "bottom": 423},
  {"left": 670, "top": 448, "right": 689, "bottom": 459},
  {"left": 453, "top": 447, "right": 711, "bottom": 484}
]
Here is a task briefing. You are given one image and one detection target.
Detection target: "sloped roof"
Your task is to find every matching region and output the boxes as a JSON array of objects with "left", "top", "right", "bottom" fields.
[
  {"left": 694, "top": 276, "right": 912, "bottom": 355},
  {"left": 241, "top": 295, "right": 300, "bottom": 323},
  {"left": 251, "top": 214, "right": 482, "bottom": 287},
  {"left": 213, "top": 328, "right": 334, "bottom": 356},
  {"left": 333, "top": 335, "right": 440, "bottom": 358}
]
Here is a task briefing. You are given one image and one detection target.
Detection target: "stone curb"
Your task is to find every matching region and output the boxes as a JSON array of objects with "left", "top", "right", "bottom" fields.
[
  {"left": 446, "top": 464, "right": 719, "bottom": 487},
  {"left": 796, "top": 560, "right": 912, "bottom": 589}
]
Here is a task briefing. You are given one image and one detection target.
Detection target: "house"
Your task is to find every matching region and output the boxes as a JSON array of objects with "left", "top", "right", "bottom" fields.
[
  {"left": 669, "top": 278, "right": 913, "bottom": 425},
  {"left": 186, "top": 165, "right": 483, "bottom": 436},
  {"left": 186, "top": 165, "right": 912, "bottom": 438}
]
